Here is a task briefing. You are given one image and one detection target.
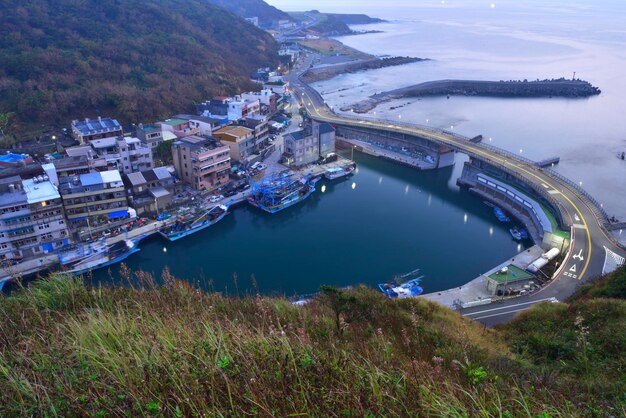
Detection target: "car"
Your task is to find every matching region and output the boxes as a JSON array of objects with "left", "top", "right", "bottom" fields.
[
  {"left": 224, "top": 190, "right": 237, "bottom": 197},
  {"left": 238, "top": 184, "right": 250, "bottom": 192},
  {"left": 209, "top": 194, "right": 223, "bottom": 203}
]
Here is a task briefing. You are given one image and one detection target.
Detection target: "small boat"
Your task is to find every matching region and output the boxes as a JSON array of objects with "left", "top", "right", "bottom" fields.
[
  {"left": 65, "top": 240, "right": 140, "bottom": 276},
  {"left": 159, "top": 204, "right": 228, "bottom": 242},
  {"left": 248, "top": 173, "right": 315, "bottom": 214},
  {"left": 493, "top": 206, "right": 511, "bottom": 222},
  {"left": 510, "top": 226, "right": 529, "bottom": 241},
  {"left": 378, "top": 268, "right": 425, "bottom": 298},
  {"left": 378, "top": 278, "right": 424, "bottom": 298},
  {"left": 58, "top": 238, "right": 108, "bottom": 266},
  {"left": 323, "top": 165, "right": 355, "bottom": 180}
]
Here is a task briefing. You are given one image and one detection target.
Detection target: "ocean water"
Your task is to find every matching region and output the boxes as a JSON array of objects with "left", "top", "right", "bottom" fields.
[{"left": 275, "top": 0, "right": 626, "bottom": 218}]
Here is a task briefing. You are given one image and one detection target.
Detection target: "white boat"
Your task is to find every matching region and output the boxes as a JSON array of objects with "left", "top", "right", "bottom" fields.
[
  {"left": 323, "top": 165, "right": 355, "bottom": 180},
  {"left": 65, "top": 240, "right": 140, "bottom": 276}
]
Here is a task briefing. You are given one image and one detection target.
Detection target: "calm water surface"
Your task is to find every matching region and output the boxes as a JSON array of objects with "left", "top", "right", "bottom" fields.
[{"left": 94, "top": 154, "right": 526, "bottom": 295}]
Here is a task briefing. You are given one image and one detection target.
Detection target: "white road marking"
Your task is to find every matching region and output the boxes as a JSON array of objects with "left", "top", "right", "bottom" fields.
[
  {"left": 569, "top": 264, "right": 577, "bottom": 272},
  {"left": 572, "top": 224, "right": 587, "bottom": 230},
  {"left": 463, "top": 297, "right": 556, "bottom": 317},
  {"left": 542, "top": 183, "right": 549, "bottom": 189},
  {"left": 548, "top": 190, "right": 560, "bottom": 194},
  {"left": 573, "top": 249, "right": 585, "bottom": 261}
]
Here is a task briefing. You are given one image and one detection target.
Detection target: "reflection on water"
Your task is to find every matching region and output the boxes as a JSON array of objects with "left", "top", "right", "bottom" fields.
[{"left": 94, "top": 154, "right": 527, "bottom": 296}]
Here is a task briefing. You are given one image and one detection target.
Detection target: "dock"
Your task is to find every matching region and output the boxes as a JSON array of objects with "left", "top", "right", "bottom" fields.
[
  {"left": 337, "top": 138, "right": 436, "bottom": 170},
  {"left": 423, "top": 245, "right": 545, "bottom": 310}
]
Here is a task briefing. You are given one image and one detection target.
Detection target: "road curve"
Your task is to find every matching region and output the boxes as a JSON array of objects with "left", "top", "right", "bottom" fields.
[{"left": 286, "top": 55, "right": 625, "bottom": 325}]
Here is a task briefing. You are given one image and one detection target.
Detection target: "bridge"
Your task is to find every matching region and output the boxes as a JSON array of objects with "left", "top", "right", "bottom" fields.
[{"left": 286, "top": 54, "right": 626, "bottom": 325}]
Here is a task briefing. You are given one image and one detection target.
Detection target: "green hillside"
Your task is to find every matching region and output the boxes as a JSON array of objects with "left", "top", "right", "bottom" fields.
[
  {"left": 0, "top": 0, "right": 278, "bottom": 131},
  {"left": 1, "top": 266, "right": 625, "bottom": 416},
  {"left": 206, "top": 0, "right": 292, "bottom": 26}
]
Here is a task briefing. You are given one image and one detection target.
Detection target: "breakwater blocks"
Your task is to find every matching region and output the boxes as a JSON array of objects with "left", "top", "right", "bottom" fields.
[{"left": 351, "top": 78, "right": 602, "bottom": 113}]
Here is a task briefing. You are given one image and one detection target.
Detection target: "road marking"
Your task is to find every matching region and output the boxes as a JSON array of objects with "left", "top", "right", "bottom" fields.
[
  {"left": 541, "top": 183, "right": 549, "bottom": 189},
  {"left": 573, "top": 224, "right": 587, "bottom": 230},
  {"left": 573, "top": 249, "right": 585, "bottom": 261},
  {"left": 463, "top": 297, "right": 556, "bottom": 317},
  {"left": 575, "top": 214, "right": 580, "bottom": 222},
  {"left": 569, "top": 264, "right": 577, "bottom": 272},
  {"left": 547, "top": 189, "right": 559, "bottom": 194}
]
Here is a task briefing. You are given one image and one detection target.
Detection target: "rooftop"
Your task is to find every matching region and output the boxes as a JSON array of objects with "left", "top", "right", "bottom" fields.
[
  {"left": 214, "top": 126, "right": 253, "bottom": 140},
  {"left": 488, "top": 265, "right": 534, "bottom": 283},
  {"left": 319, "top": 123, "right": 335, "bottom": 135},
  {"left": 175, "top": 136, "right": 227, "bottom": 152},
  {"left": 0, "top": 153, "right": 33, "bottom": 165},
  {"left": 286, "top": 130, "right": 307, "bottom": 141},
  {"left": 72, "top": 117, "right": 121, "bottom": 136},
  {"left": 161, "top": 119, "right": 188, "bottom": 127},
  {"left": 90, "top": 137, "right": 118, "bottom": 149},
  {"left": 22, "top": 178, "right": 60, "bottom": 204}
]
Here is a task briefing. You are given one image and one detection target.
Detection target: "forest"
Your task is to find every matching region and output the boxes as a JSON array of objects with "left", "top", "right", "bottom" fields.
[{"left": 0, "top": 0, "right": 279, "bottom": 132}]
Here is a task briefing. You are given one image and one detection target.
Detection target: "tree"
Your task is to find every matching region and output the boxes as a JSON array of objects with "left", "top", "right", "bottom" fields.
[
  {"left": 154, "top": 140, "right": 173, "bottom": 166},
  {"left": 0, "top": 112, "right": 15, "bottom": 138}
]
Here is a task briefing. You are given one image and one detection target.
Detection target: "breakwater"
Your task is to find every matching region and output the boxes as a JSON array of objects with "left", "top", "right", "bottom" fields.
[
  {"left": 350, "top": 78, "right": 602, "bottom": 113},
  {"left": 302, "top": 57, "right": 427, "bottom": 83}
]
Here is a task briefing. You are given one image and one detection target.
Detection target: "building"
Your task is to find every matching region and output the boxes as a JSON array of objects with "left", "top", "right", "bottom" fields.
[
  {"left": 241, "top": 89, "right": 278, "bottom": 114},
  {"left": 58, "top": 170, "right": 132, "bottom": 241},
  {"left": 88, "top": 137, "right": 153, "bottom": 174},
  {"left": 172, "top": 115, "right": 224, "bottom": 136},
  {"left": 136, "top": 124, "right": 165, "bottom": 150},
  {"left": 171, "top": 136, "right": 231, "bottom": 192},
  {"left": 239, "top": 116, "right": 269, "bottom": 149},
  {"left": 197, "top": 96, "right": 261, "bottom": 122},
  {"left": 283, "top": 130, "right": 319, "bottom": 167},
  {"left": 0, "top": 153, "right": 35, "bottom": 168},
  {"left": 245, "top": 17, "right": 259, "bottom": 27},
  {"left": 71, "top": 117, "right": 123, "bottom": 144},
  {"left": 124, "top": 167, "right": 175, "bottom": 215},
  {"left": 158, "top": 119, "right": 199, "bottom": 138},
  {"left": 0, "top": 175, "right": 70, "bottom": 261},
  {"left": 313, "top": 122, "right": 336, "bottom": 158},
  {"left": 212, "top": 126, "right": 256, "bottom": 163}
]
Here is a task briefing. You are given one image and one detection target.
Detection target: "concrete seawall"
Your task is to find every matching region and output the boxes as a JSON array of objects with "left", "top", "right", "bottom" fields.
[{"left": 302, "top": 57, "right": 428, "bottom": 83}]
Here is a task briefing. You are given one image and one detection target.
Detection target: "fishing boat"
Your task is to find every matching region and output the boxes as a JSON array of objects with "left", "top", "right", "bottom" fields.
[
  {"left": 58, "top": 238, "right": 108, "bottom": 266},
  {"left": 509, "top": 226, "right": 529, "bottom": 241},
  {"left": 248, "top": 173, "right": 315, "bottom": 214},
  {"left": 323, "top": 165, "right": 355, "bottom": 180},
  {"left": 493, "top": 206, "right": 511, "bottom": 222},
  {"left": 378, "top": 269, "right": 425, "bottom": 299},
  {"left": 64, "top": 239, "right": 140, "bottom": 276},
  {"left": 159, "top": 204, "right": 228, "bottom": 242}
]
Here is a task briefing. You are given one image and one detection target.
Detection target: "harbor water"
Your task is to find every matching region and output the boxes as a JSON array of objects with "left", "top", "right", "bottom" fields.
[{"left": 93, "top": 153, "right": 528, "bottom": 296}]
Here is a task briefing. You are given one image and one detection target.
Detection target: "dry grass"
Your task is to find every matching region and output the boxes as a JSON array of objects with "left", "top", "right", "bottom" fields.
[{"left": 0, "top": 270, "right": 622, "bottom": 416}]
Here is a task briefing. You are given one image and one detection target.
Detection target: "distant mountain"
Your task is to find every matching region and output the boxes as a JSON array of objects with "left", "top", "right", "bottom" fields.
[
  {"left": 206, "top": 0, "right": 292, "bottom": 26},
  {"left": 0, "top": 0, "right": 278, "bottom": 131}
]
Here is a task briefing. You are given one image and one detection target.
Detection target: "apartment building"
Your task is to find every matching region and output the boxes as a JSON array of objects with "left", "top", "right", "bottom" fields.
[
  {"left": 88, "top": 136, "right": 152, "bottom": 174},
  {"left": 212, "top": 126, "right": 256, "bottom": 163},
  {"left": 171, "top": 136, "right": 231, "bottom": 192},
  {"left": 71, "top": 117, "right": 123, "bottom": 144},
  {"left": 0, "top": 176, "right": 70, "bottom": 261},
  {"left": 58, "top": 170, "right": 131, "bottom": 241}
]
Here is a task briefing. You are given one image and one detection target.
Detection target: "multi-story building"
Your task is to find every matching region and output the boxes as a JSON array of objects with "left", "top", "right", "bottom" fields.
[
  {"left": 283, "top": 130, "right": 319, "bottom": 167},
  {"left": 241, "top": 89, "right": 277, "bottom": 114},
  {"left": 136, "top": 124, "right": 165, "bottom": 150},
  {"left": 283, "top": 122, "right": 337, "bottom": 167},
  {"left": 58, "top": 170, "right": 131, "bottom": 241},
  {"left": 212, "top": 126, "right": 256, "bottom": 163},
  {"left": 158, "top": 119, "right": 199, "bottom": 138},
  {"left": 0, "top": 175, "right": 70, "bottom": 261},
  {"left": 88, "top": 137, "right": 152, "bottom": 174},
  {"left": 71, "top": 117, "right": 123, "bottom": 144},
  {"left": 239, "top": 116, "right": 269, "bottom": 149},
  {"left": 197, "top": 96, "right": 261, "bottom": 122},
  {"left": 124, "top": 167, "right": 175, "bottom": 215},
  {"left": 172, "top": 114, "right": 224, "bottom": 136},
  {"left": 171, "top": 136, "right": 231, "bottom": 192}
]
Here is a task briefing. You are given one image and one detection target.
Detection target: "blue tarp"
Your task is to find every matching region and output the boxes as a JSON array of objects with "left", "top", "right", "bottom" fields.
[{"left": 108, "top": 210, "right": 128, "bottom": 219}]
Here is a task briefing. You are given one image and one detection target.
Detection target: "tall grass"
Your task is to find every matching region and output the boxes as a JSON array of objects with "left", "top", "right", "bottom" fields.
[{"left": 0, "top": 271, "right": 622, "bottom": 416}]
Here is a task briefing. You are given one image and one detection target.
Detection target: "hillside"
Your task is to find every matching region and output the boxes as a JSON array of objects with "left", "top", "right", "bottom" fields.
[
  {"left": 0, "top": 0, "right": 278, "bottom": 132},
  {"left": 206, "top": 0, "right": 292, "bottom": 26},
  {"left": 1, "top": 268, "right": 624, "bottom": 416}
]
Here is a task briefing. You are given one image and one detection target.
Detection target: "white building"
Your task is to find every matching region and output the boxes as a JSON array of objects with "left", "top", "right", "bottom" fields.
[
  {"left": 0, "top": 175, "right": 70, "bottom": 261},
  {"left": 88, "top": 137, "right": 153, "bottom": 174}
]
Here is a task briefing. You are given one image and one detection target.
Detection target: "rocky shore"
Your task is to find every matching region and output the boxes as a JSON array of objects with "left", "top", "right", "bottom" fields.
[
  {"left": 302, "top": 56, "right": 428, "bottom": 83},
  {"left": 349, "top": 78, "right": 602, "bottom": 113}
]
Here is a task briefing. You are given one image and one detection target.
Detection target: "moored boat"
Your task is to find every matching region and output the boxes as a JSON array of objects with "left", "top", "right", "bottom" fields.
[
  {"left": 493, "top": 206, "right": 511, "bottom": 222},
  {"left": 323, "top": 164, "right": 355, "bottom": 180},
  {"left": 378, "top": 268, "right": 425, "bottom": 298},
  {"left": 248, "top": 174, "right": 315, "bottom": 214},
  {"left": 65, "top": 239, "right": 140, "bottom": 276},
  {"left": 509, "top": 226, "right": 529, "bottom": 241},
  {"left": 159, "top": 204, "right": 229, "bottom": 242}
]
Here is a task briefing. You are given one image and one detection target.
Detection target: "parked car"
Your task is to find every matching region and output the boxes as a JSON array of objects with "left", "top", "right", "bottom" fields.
[{"left": 209, "top": 194, "right": 224, "bottom": 203}]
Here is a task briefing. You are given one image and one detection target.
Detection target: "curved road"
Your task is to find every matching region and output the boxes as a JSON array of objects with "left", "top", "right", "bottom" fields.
[{"left": 286, "top": 55, "right": 626, "bottom": 325}]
